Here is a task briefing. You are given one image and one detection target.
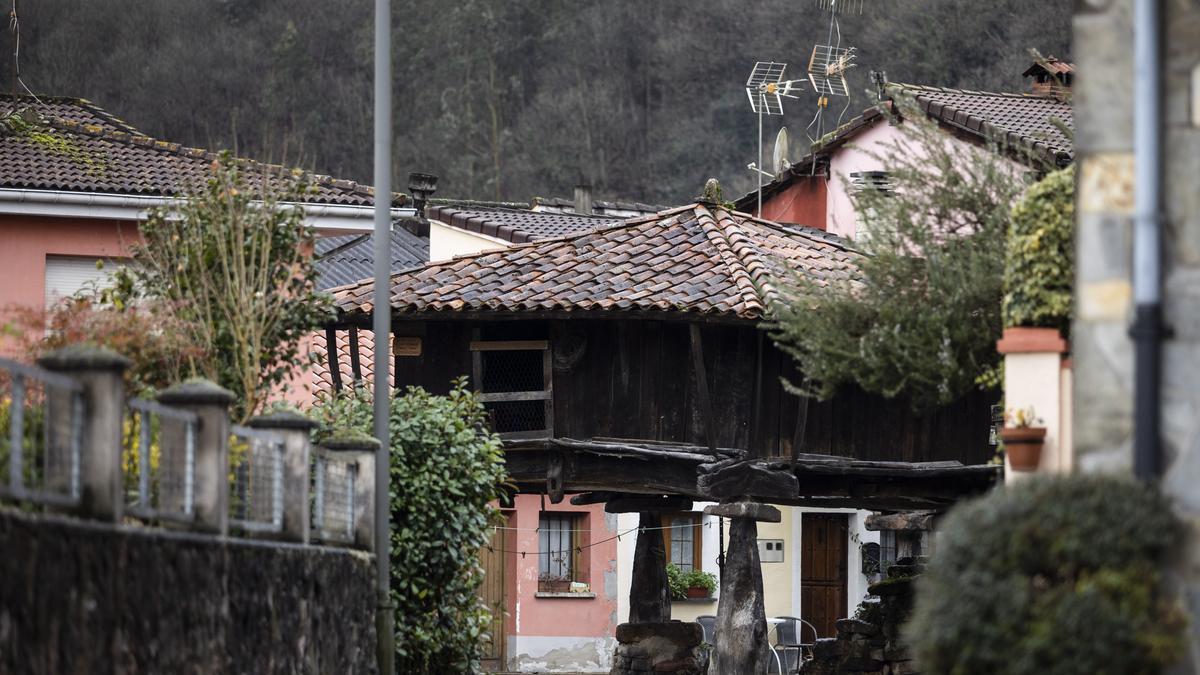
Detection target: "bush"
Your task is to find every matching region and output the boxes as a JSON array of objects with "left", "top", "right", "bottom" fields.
[
  {"left": 1003, "top": 167, "right": 1075, "bottom": 332},
  {"left": 908, "top": 475, "right": 1187, "bottom": 675},
  {"left": 667, "top": 562, "right": 687, "bottom": 600},
  {"left": 309, "top": 379, "right": 506, "bottom": 674}
]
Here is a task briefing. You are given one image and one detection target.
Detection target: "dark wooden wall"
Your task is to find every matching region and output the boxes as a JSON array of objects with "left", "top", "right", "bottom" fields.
[{"left": 385, "top": 317, "right": 995, "bottom": 465}]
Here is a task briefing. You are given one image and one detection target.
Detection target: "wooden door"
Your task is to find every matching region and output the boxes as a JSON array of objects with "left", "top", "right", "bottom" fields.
[
  {"left": 800, "top": 513, "right": 849, "bottom": 639},
  {"left": 478, "top": 517, "right": 507, "bottom": 671}
]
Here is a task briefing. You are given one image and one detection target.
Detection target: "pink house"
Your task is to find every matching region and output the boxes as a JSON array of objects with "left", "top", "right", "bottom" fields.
[{"left": 735, "top": 65, "right": 1075, "bottom": 238}]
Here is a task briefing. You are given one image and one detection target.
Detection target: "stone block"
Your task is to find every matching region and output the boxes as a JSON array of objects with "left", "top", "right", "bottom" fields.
[
  {"left": 836, "top": 618, "right": 880, "bottom": 637},
  {"left": 703, "top": 500, "right": 782, "bottom": 522},
  {"left": 615, "top": 622, "right": 703, "bottom": 646}
]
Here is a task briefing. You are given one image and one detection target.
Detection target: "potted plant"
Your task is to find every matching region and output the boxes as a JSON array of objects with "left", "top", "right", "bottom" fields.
[
  {"left": 666, "top": 562, "right": 687, "bottom": 600},
  {"left": 1000, "top": 405, "right": 1045, "bottom": 471},
  {"left": 683, "top": 569, "right": 718, "bottom": 599}
]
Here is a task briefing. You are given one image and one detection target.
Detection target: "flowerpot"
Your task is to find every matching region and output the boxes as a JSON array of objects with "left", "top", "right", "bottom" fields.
[
  {"left": 1001, "top": 426, "right": 1046, "bottom": 471},
  {"left": 686, "top": 586, "right": 711, "bottom": 599}
]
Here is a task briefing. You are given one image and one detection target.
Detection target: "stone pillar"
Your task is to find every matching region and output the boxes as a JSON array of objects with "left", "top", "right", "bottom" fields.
[
  {"left": 320, "top": 430, "right": 380, "bottom": 551},
  {"left": 158, "top": 379, "right": 235, "bottom": 535},
  {"left": 247, "top": 409, "right": 318, "bottom": 544},
  {"left": 704, "top": 500, "right": 780, "bottom": 675},
  {"left": 37, "top": 345, "right": 131, "bottom": 522},
  {"left": 628, "top": 511, "right": 671, "bottom": 623}
]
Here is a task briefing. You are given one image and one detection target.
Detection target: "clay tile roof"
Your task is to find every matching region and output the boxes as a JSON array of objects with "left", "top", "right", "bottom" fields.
[
  {"left": 531, "top": 196, "right": 670, "bottom": 218},
  {"left": 331, "top": 203, "right": 861, "bottom": 322},
  {"left": 426, "top": 204, "right": 624, "bottom": 244},
  {"left": 309, "top": 328, "right": 392, "bottom": 399},
  {"left": 0, "top": 94, "right": 394, "bottom": 207},
  {"left": 898, "top": 84, "right": 1073, "bottom": 161}
]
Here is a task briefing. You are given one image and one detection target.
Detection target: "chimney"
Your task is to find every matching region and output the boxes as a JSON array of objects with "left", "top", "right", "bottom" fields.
[
  {"left": 573, "top": 184, "right": 593, "bottom": 215},
  {"left": 407, "top": 171, "right": 438, "bottom": 216},
  {"left": 1023, "top": 57, "right": 1073, "bottom": 96}
]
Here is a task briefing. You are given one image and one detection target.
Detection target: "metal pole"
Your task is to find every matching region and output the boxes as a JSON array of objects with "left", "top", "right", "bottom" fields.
[
  {"left": 757, "top": 104, "right": 764, "bottom": 217},
  {"left": 372, "top": 0, "right": 395, "bottom": 671},
  {"left": 1132, "top": 0, "right": 1163, "bottom": 480}
]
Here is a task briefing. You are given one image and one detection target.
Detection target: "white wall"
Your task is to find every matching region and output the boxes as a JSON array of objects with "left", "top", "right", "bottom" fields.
[{"left": 428, "top": 219, "right": 510, "bottom": 261}]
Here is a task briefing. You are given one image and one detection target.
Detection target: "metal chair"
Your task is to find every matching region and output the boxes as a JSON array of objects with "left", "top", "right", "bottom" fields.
[
  {"left": 772, "top": 616, "right": 818, "bottom": 673},
  {"left": 695, "top": 614, "right": 718, "bottom": 644}
]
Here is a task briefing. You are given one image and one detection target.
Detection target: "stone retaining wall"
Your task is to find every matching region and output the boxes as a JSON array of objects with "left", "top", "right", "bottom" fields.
[{"left": 0, "top": 507, "right": 377, "bottom": 674}]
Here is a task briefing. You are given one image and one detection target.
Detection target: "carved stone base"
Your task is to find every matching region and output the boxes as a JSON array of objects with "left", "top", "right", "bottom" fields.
[{"left": 610, "top": 622, "right": 706, "bottom": 675}]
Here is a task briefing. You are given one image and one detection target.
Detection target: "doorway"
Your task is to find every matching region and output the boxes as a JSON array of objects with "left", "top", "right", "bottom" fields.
[
  {"left": 478, "top": 515, "right": 507, "bottom": 670},
  {"left": 800, "top": 513, "right": 849, "bottom": 638}
]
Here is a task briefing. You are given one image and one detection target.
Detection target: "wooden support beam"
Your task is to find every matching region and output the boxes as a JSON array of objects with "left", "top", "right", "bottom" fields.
[
  {"left": 710, "top": 517, "right": 768, "bottom": 675},
  {"left": 688, "top": 324, "right": 717, "bottom": 455},
  {"left": 348, "top": 325, "right": 362, "bottom": 385},
  {"left": 605, "top": 495, "right": 693, "bottom": 514},
  {"left": 628, "top": 512, "right": 671, "bottom": 623},
  {"left": 325, "top": 326, "right": 343, "bottom": 393},
  {"left": 698, "top": 461, "right": 799, "bottom": 501}
]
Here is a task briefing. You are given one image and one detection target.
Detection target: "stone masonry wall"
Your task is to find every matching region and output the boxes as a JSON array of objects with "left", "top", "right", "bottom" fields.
[
  {"left": 1073, "top": 0, "right": 1200, "bottom": 671},
  {"left": 0, "top": 507, "right": 377, "bottom": 674},
  {"left": 800, "top": 560, "right": 922, "bottom": 675},
  {"left": 610, "top": 622, "right": 706, "bottom": 675}
]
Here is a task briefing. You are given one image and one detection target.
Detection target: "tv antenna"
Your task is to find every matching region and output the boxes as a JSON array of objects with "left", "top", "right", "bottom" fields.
[
  {"left": 804, "top": 0, "right": 860, "bottom": 143},
  {"left": 745, "top": 61, "right": 806, "bottom": 215}
]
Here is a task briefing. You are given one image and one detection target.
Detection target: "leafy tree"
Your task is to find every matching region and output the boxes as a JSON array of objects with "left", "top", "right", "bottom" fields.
[
  {"left": 113, "top": 154, "right": 334, "bottom": 420},
  {"left": 770, "top": 96, "right": 1028, "bottom": 411},
  {"left": 309, "top": 380, "right": 507, "bottom": 674}
]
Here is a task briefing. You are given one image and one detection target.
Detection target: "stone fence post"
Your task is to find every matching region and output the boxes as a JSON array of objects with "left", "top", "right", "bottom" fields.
[
  {"left": 319, "top": 430, "right": 379, "bottom": 551},
  {"left": 247, "top": 410, "right": 318, "bottom": 544},
  {"left": 158, "top": 379, "right": 235, "bottom": 535},
  {"left": 37, "top": 345, "right": 131, "bottom": 522}
]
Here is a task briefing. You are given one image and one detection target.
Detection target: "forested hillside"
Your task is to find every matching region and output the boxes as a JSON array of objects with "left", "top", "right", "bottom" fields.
[{"left": 13, "top": 0, "right": 1070, "bottom": 204}]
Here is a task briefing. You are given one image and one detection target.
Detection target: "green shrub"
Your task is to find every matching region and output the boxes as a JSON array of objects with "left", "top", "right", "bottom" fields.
[
  {"left": 1003, "top": 167, "right": 1075, "bottom": 332},
  {"left": 309, "top": 379, "right": 506, "bottom": 674},
  {"left": 909, "top": 475, "right": 1187, "bottom": 675},
  {"left": 684, "top": 568, "right": 718, "bottom": 594},
  {"left": 667, "top": 562, "right": 687, "bottom": 600}
]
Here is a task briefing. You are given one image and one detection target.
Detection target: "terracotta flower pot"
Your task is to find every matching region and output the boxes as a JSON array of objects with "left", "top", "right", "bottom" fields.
[
  {"left": 686, "top": 586, "right": 711, "bottom": 599},
  {"left": 1001, "top": 426, "right": 1046, "bottom": 471}
]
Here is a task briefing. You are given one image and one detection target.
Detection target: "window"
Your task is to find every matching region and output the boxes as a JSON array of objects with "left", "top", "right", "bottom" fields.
[
  {"left": 538, "top": 512, "right": 580, "bottom": 592},
  {"left": 44, "top": 255, "right": 123, "bottom": 309},
  {"left": 472, "top": 339, "right": 553, "bottom": 440},
  {"left": 663, "top": 513, "right": 703, "bottom": 573},
  {"left": 849, "top": 170, "right": 894, "bottom": 194}
]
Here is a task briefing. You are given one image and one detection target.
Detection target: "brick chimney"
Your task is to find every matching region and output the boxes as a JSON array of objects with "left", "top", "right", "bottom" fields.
[{"left": 1023, "top": 57, "right": 1074, "bottom": 96}]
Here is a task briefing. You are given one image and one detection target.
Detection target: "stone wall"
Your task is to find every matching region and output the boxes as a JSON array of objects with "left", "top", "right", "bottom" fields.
[
  {"left": 1072, "top": 0, "right": 1200, "bottom": 671},
  {"left": 609, "top": 622, "right": 706, "bottom": 675},
  {"left": 800, "top": 560, "right": 922, "bottom": 675},
  {"left": 0, "top": 506, "right": 377, "bottom": 674}
]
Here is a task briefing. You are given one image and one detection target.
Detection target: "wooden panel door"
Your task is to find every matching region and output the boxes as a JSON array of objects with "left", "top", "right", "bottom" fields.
[
  {"left": 800, "top": 513, "right": 849, "bottom": 639},
  {"left": 478, "top": 517, "right": 507, "bottom": 670}
]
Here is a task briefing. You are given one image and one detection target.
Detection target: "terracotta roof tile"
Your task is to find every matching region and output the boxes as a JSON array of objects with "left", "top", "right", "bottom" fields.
[
  {"left": 0, "top": 94, "right": 392, "bottom": 207},
  {"left": 331, "top": 204, "right": 860, "bottom": 322},
  {"left": 426, "top": 204, "right": 622, "bottom": 243}
]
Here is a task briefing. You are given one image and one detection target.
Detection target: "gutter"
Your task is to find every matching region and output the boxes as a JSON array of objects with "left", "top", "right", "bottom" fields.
[
  {"left": 1131, "top": 0, "right": 1164, "bottom": 479},
  {"left": 0, "top": 188, "right": 414, "bottom": 235}
]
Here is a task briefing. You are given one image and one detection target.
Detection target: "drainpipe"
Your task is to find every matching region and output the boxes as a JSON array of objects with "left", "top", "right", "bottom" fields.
[
  {"left": 372, "top": 0, "right": 396, "bottom": 672},
  {"left": 1132, "top": 0, "right": 1164, "bottom": 480}
]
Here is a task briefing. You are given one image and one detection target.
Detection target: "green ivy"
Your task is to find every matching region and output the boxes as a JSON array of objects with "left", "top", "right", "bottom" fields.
[
  {"left": 1003, "top": 167, "right": 1075, "bottom": 332},
  {"left": 309, "top": 380, "right": 507, "bottom": 674},
  {"left": 908, "top": 475, "right": 1187, "bottom": 675}
]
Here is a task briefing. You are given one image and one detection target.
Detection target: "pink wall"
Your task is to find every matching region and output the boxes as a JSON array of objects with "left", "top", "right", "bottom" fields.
[
  {"left": 758, "top": 176, "right": 827, "bottom": 229},
  {"left": 0, "top": 214, "right": 138, "bottom": 313},
  {"left": 825, "top": 119, "right": 900, "bottom": 239},
  {"left": 502, "top": 494, "right": 619, "bottom": 639}
]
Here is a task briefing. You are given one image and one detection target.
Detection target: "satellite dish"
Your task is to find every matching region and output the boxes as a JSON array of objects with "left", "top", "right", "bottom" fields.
[{"left": 773, "top": 127, "right": 791, "bottom": 175}]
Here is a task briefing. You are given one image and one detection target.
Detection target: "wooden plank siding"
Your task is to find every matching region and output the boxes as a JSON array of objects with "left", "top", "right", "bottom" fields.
[{"left": 383, "top": 318, "right": 995, "bottom": 465}]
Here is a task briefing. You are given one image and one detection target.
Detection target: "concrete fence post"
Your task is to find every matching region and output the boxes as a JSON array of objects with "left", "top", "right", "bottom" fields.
[
  {"left": 37, "top": 344, "right": 131, "bottom": 522},
  {"left": 319, "top": 430, "right": 380, "bottom": 551},
  {"left": 247, "top": 409, "right": 319, "bottom": 544},
  {"left": 158, "top": 379, "right": 235, "bottom": 535}
]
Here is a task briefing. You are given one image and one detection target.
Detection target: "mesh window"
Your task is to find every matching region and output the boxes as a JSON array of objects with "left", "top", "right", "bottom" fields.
[
  {"left": 485, "top": 400, "right": 546, "bottom": 433},
  {"left": 480, "top": 350, "right": 544, "bottom": 393}
]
